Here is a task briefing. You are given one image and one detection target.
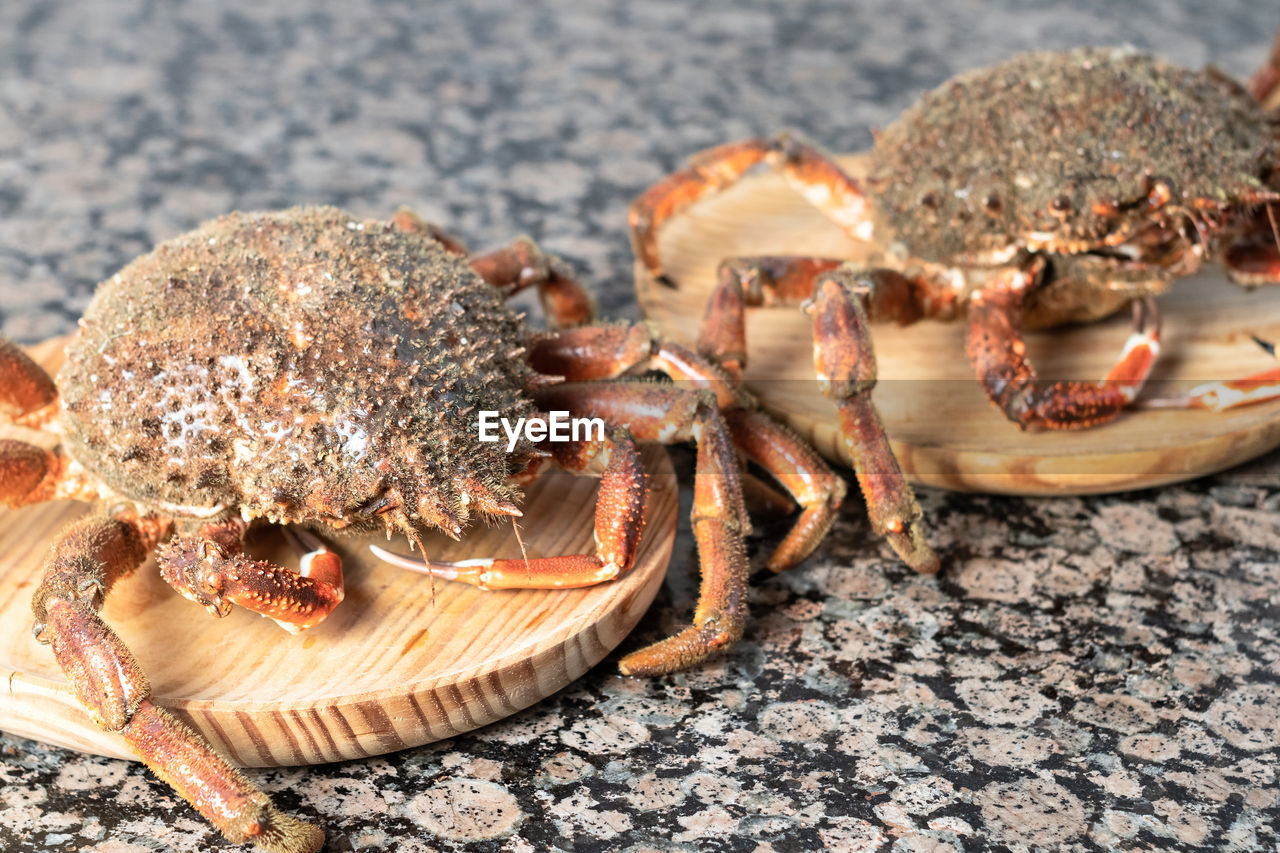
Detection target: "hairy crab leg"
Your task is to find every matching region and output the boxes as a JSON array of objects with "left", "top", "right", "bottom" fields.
[
  {"left": 0, "top": 439, "right": 55, "bottom": 507},
  {"left": 630, "top": 134, "right": 871, "bottom": 286},
  {"left": 808, "top": 272, "right": 938, "bottom": 573},
  {"left": 534, "top": 381, "right": 750, "bottom": 675},
  {"left": 373, "top": 427, "right": 647, "bottom": 589},
  {"left": 0, "top": 337, "right": 58, "bottom": 424},
  {"left": 31, "top": 513, "right": 323, "bottom": 852},
  {"left": 156, "top": 517, "right": 344, "bottom": 633}
]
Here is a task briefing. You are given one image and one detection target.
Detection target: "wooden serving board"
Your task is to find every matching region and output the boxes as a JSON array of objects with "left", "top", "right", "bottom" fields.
[
  {"left": 637, "top": 152, "right": 1280, "bottom": 495},
  {"left": 0, "top": 339, "right": 677, "bottom": 767}
]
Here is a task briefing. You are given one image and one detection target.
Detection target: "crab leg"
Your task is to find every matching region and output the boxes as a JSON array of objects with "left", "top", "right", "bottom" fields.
[
  {"left": 532, "top": 323, "right": 848, "bottom": 571},
  {"left": 697, "top": 257, "right": 960, "bottom": 374},
  {"left": 375, "top": 427, "right": 647, "bottom": 589},
  {"left": 696, "top": 264, "right": 939, "bottom": 571},
  {"left": 31, "top": 513, "right": 323, "bottom": 852},
  {"left": 967, "top": 265, "right": 1162, "bottom": 428},
  {"left": 535, "top": 381, "right": 750, "bottom": 675},
  {"left": 1249, "top": 28, "right": 1280, "bottom": 112},
  {"left": 156, "top": 517, "right": 344, "bottom": 633},
  {"left": 724, "top": 408, "right": 847, "bottom": 571},
  {"left": 386, "top": 382, "right": 750, "bottom": 675},
  {"left": 530, "top": 322, "right": 741, "bottom": 409},
  {"left": 808, "top": 272, "right": 938, "bottom": 573},
  {"left": 0, "top": 337, "right": 57, "bottom": 422},
  {"left": 1141, "top": 337, "right": 1280, "bottom": 411},
  {"left": 470, "top": 237, "right": 596, "bottom": 327},
  {"left": 630, "top": 134, "right": 871, "bottom": 286},
  {"left": 1143, "top": 368, "right": 1280, "bottom": 411},
  {"left": 0, "top": 440, "right": 55, "bottom": 507}
]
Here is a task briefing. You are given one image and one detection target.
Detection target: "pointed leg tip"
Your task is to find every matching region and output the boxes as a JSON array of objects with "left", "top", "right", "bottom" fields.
[
  {"left": 240, "top": 804, "right": 324, "bottom": 853},
  {"left": 886, "top": 526, "right": 940, "bottom": 575}
]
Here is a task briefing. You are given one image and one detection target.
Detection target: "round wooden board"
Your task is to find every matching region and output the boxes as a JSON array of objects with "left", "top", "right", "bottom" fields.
[
  {"left": 0, "top": 338, "right": 677, "bottom": 767},
  {"left": 637, "top": 151, "right": 1280, "bottom": 495}
]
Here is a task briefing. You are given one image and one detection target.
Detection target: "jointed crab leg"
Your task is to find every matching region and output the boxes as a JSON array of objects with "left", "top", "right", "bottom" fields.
[
  {"left": 808, "top": 273, "right": 938, "bottom": 573},
  {"left": 692, "top": 262, "right": 936, "bottom": 572},
  {"left": 531, "top": 322, "right": 741, "bottom": 408},
  {"left": 31, "top": 514, "right": 323, "bottom": 852},
  {"left": 535, "top": 380, "right": 750, "bottom": 676},
  {"left": 471, "top": 237, "right": 596, "bottom": 327},
  {"left": 1225, "top": 232, "right": 1280, "bottom": 287},
  {"left": 967, "top": 265, "right": 1162, "bottom": 428},
  {"left": 724, "top": 408, "right": 847, "bottom": 572},
  {"left": 532, "top": 322, "right": 846, "bottom": 571},
  {"left": 630, "top": 134, "right": 870, "bottom": 285},
  {"left": 696, "top": 256, "right": 959, "bottom": 376},
  {"left": 375, "top": 427, "right": 647, "bottom": 589},
  {"left": 156, "top": 517, "right": 344, "bottom": 633}
]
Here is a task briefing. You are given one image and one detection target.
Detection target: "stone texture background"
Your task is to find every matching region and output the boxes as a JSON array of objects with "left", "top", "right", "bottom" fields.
[{"left": 2, "top": 1, "right": 1279, "bottom": 850}]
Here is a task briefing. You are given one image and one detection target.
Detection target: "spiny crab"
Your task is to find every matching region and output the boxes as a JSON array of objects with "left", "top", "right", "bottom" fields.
[
  {"left": 0, "top": 206, "right": 852, "bottom": 851},
  {"left": 630, "top": 42, "right": 1280, "bottom": 533}
]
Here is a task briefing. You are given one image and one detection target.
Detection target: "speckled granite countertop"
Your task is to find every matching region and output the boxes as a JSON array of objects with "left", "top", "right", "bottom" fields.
[{"left": 2, "top": 1, "right": 1279, "bottom": 850}]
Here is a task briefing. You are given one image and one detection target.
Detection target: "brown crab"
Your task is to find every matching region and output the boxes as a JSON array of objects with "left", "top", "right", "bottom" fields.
[
  {"left": 630, "top": 42, "right": 1280, "bottom": 554},
  {"left": 0, "top": 206, "right": 848, "bottom": 851}
]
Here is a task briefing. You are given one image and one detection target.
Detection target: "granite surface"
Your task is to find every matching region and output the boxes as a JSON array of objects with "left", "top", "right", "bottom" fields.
[{"left": 2, "top": 1, "right": 1280, "bottom": 850}]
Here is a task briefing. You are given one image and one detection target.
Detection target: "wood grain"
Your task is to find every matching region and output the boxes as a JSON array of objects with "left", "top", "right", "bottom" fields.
[
  {"left": 636, "top": 151, "right": 1280, "bottom": 495},
  {"left": 0, "top": 338, "right": 678, "bottom": 767}
]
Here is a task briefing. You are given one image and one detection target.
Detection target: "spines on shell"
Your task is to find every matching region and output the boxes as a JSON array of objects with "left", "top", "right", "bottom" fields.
[{"left": 58, "top": 206, "right": 541, "bottom": 535}]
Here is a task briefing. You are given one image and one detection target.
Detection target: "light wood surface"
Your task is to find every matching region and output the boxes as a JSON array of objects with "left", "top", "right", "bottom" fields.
[
  {"left": 636, "top": 152, "right": 1280, "bottom": 495},
  {"left": 0, "top": 338, "right": 678, "bottom": 767}
]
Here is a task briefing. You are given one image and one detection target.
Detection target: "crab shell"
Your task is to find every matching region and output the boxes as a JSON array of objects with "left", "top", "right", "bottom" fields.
[
  {"left": 864, "top": 46, "right": 1279, "bottom": 324},
  {"left": 57, "top": 207, "right": 541, "bottom": 533}
]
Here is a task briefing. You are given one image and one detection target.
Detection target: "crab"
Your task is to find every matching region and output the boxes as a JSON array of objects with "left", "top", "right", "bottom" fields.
[
  {"left": 629, "top": 42, "right": 1280, "bottom": 541},
  {"left": 0, "top": 206, "right": 852, "bottom": 851}
]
